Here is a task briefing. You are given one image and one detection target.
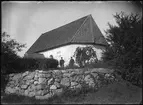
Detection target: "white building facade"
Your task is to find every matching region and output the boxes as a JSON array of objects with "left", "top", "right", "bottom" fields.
[{"left": 39, "top": 44, "right": 105, "bottom": 66}]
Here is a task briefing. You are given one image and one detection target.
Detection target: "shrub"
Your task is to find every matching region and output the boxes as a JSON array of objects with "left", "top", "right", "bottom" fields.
[
  {"left": 1, "top": 32, "right": 26, "bottom": 74},
  {"left": 85, "top": 61, "right": 113, "bottom": 69},
  {"left": 74, "top": 46, "right": 98, "bottom": 67},
  {"left": 40, "top": 58, "right": 59, "bottom": 70},
  {"left": 19, "top": 58, "right": 39, "bottom": 71},
  {"left": 65, "top": 64, "right": 81, "bottom": 69},
  {"left": 18, "top": 58, "right": 59, "bottom": 71},
  {"left": 102, "top": 12, "right": 142, "bottom": 87},
  {"left": 123, "top": 66, "right": 142, "bottom": 87},
  {"left": 2, "top": 57, "right": 59, "bottom": 74}
]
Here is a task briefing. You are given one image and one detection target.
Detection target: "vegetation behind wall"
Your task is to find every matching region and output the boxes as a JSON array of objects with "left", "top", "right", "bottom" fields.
[{"left": 102, "top": 12, "right": 142, "bottom": 87}]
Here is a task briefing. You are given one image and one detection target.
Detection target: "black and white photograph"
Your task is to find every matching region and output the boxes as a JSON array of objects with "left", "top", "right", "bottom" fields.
[{"left": 1, "top": 1, "right": 142, "bottom": 104}]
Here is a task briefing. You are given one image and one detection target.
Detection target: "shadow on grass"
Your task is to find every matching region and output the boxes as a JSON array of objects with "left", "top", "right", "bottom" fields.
[{"left": 1, "top": 93, "right": 66, "bottom": 104}]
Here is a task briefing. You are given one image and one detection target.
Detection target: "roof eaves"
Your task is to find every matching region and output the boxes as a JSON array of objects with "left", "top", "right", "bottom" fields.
[
  {"left": 36, "top": 42, "right": 107, "bottom": 53},
  {"left": 26, "top": 34, "right": 44, "bottom": 53}
]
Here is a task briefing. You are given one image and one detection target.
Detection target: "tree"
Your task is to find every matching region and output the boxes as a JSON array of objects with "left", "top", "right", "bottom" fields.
[
  {"left": 74, "top": 46, "right": 98, "bottom": 67},
  {"left": 1, "top": 32, "right": 26, "bottom": 74},
  {"left": 103, "top": 12, "right": 142, "bottom": 69},
  {"left": 102, "top": 12, "right": 142, "bottom": 86}
]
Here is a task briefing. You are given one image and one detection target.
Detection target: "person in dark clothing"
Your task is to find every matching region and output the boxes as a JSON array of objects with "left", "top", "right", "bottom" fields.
[
  {"left": 60, "top": 57, "right": 65, "bottom": 68},
  {"left": 69, "top": 57, "right": 75, "bottom": 68},
  {"left": 50, "top": 55, "right": 53, "bottom": 59}
]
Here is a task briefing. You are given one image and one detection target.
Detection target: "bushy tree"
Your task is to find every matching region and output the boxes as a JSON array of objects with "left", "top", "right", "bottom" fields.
[
  {"left": 74, "top": 46, "right": 98, "bottom": 67},
  {"left": 1, "top": 32, "right": 26, "bottom": 74},
  {"left": 102, "top": 12, "right": 142, "bottom": 86}
]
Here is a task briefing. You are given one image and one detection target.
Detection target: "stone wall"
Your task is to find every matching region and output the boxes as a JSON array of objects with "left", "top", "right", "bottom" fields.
[{"left": 5, "top": 68, "right": 117, "bottom": 100}]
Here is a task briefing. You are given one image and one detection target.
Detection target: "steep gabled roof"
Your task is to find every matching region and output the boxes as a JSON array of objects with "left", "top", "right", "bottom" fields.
[{"left": 27, "top": 15, "right": 108, "bottom": 54}]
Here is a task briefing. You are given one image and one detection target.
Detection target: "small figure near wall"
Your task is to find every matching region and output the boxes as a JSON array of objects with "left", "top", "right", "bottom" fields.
[
  {"left": 69, "top": 57, "right": 75, "bottom": 68},
  {"left": 60, "top": 57, "right": 65, "bottom": 68},
  {"left": 50, "top": 55, "right": 53, "bottom": 59}
]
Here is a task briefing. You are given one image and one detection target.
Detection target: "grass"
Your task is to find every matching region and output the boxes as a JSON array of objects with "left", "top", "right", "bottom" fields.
[
  {"left": 1, "top": 93, "right": 63, "bottom": 104},
  {"left": 83, "top": 80, "right": 142, "bottom": 104}
]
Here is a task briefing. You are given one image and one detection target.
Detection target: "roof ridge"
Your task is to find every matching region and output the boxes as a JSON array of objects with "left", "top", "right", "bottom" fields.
[
  {"left": 69, "top": 15, "right": 89, "bottom": 43},
  {"left": 89, "top": 15, "right": 95, "bottom": 43},
  {"left": 90, "top": 16, "right": 108, "bottom": 45}
]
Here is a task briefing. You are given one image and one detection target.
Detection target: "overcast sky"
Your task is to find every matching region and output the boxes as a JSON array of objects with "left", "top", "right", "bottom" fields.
[{"left": 2, "top": 1, "right": 142, "bottom": 57}]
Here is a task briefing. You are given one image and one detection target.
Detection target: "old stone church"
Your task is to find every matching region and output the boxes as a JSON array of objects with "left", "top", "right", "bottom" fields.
[{"left": 25, "top": 14, "right": 108, "bottom": 66}]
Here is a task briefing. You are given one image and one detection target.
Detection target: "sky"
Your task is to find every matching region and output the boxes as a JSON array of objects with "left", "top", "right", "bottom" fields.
[{"left": 2, "top": 1, "right": 142, "bottom": 57}]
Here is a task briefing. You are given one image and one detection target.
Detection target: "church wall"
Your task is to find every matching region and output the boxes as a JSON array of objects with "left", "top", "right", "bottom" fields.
[{"left": 39, "top": 44, "right": 105, "bottom": 67}]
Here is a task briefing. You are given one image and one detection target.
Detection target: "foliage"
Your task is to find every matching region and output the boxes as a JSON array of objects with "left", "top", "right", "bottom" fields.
[
  {"left": 2, "top": 32, "right": 26, "bottom": 55},
  {"left": 11, "top": 58, "right": 59, "bottom": 73},
  {"left": 125, "top": 66, "right": 142, "bottom": 87},
  {"left": 65, "top": 64, "right": 81, "bottom": 69},
  {"left": 102, "top": 12, "right": 142, "bottom": 86},
  {"left": 74, "top": 46, "right": 98, "bottom": 67},
  {"left": 103, "top": 12, "right": 142, "bottom": 68},
  {"left": 86, "top": 61, "right": 113, "bottom": 69},
  {"left": 42, "top": 58, "right": 59, "bottom": 70},
  {"left": 1, "top": 32, "right": 26, "bottom": 74},
  {"left": 1, "top": 32, "right": 59, "bottom": 74}
]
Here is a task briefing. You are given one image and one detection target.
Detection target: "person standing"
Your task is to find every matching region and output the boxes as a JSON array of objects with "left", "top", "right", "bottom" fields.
[
  {"left": 50, "top": 55, "right": 53, "bottom": 59},
  {"left": 60, "top": 57, "right": 65, "bottom": 68},
  {"left": 69, "top": 57, "right": 75, "bottom": 68}
]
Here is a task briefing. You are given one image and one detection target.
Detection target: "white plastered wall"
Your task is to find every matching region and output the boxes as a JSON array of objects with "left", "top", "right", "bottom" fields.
[{"left": 39, "top": 44, "right": 105, "bottom": 67}]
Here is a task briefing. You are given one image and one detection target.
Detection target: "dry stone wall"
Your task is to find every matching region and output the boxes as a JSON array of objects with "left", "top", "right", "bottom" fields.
[{"left": 5, "top": 68, "right": 117, "bottom": 100}]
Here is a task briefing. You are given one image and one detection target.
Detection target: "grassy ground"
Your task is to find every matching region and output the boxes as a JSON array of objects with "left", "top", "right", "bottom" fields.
[{"left": 76, "top": 80, "right": 142, "bottom": 104}]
